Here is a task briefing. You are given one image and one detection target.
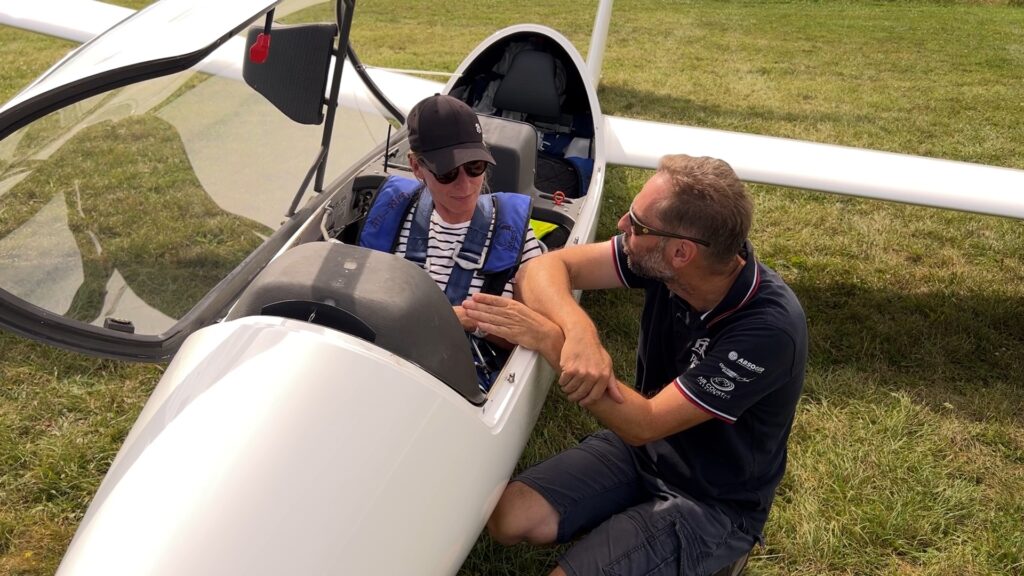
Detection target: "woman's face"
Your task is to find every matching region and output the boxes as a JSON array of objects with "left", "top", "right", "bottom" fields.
[{"left": 410, "top": 154, "right": 486, "bottom": 224}]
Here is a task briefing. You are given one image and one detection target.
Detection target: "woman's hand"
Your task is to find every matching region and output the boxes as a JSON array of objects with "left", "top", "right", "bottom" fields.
[{"left": 453, "top": 305, "right": 480, "bottom": 333}]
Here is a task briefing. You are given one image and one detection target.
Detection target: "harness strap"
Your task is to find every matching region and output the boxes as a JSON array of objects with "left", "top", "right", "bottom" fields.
[
  {"left": 479, "top": 269, "right": 514, "bottom": 296},
  {"left": 359, "top": 176, "right": 532, "bottom": 393},
  {"left": 357, "top": 176, "right": 424, "bottom": 253},
  {"left": 360, "top": 176, "right": 532, "bottom": 304},
  {"left": 443, "top": 196, "right": 494, "bottom": 305},
  {"left": 478, "top": 196, "right": 516, "bottom": 296},
  {"left": 405, "top": 190, "right": 433, "bottom": 267},
  {"left": 479, "top": 192, "right": 531, "bottom": 294}
]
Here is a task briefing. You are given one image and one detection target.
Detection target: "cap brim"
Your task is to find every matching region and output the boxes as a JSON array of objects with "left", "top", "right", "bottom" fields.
[{"left": 418, "top": 143, "right": 495, "bottom": 175}]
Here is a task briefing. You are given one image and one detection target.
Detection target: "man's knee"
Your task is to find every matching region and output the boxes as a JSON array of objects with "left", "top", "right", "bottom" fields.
[{"left": 486, "top": 481, "right": 560, "bottom": 545}]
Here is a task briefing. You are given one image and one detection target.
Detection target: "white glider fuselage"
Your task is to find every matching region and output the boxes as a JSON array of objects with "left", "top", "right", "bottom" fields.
[
  {"left": 60, "top": 316, "right": 555, "bottom": 575},
  {"left": 0, "top": 3, "right": 605, "bottom": 573}
]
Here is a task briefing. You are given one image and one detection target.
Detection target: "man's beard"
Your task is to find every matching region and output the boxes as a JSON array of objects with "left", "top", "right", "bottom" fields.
[{"left": 625, "top": 238, "right": 673, "bottom": 282}]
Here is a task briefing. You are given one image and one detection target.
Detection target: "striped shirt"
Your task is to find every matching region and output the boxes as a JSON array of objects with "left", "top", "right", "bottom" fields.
[{"left": 394, "top": 208, "right": 543, "bottom": 299}]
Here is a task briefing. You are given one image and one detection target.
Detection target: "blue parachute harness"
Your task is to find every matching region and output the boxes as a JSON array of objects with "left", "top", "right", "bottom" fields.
[{"left": 358, "top": 175, "right": 532, "bottom": 391}]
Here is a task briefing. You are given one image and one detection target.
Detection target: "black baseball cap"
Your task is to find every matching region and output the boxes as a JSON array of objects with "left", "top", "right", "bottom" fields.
[{"left": 407, "top": 94, "right": 495, "bottom": 174}]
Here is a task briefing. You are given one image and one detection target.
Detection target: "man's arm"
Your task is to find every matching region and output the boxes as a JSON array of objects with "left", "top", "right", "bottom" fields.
[
  {"left": 515, "top": 240, "right": 626, "bottom": 404},
  {"left": 462, "top": 294, "right": 564, "bottom": 367},
  {"left": 587, "top": 380, "right": 714, "bottom": 446}
]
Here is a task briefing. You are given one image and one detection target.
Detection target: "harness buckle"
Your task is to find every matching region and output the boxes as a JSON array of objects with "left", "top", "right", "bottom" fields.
[
  {"left": 452, "top": 226, "right": 490, "bottom": 271},
  {"left": 452, "top": 249, "right": 486, "bottom": 271}
]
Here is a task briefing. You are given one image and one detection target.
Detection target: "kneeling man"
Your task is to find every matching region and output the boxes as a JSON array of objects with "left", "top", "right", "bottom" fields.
[{"left": 467, "top": 154, "right": 808, "bottom": 576}]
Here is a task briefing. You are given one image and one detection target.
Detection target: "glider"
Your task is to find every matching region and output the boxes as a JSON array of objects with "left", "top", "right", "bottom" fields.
[{"left": 0, "top": 0, "right": 1021, "bottom": 574}]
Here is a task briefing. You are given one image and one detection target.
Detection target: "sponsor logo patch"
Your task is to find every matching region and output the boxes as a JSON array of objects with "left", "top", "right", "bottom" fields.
[
  {"left": 695, "top": 375, "right": 731, "bottom": 399},
  {"left": 688, "top": 338, "right": 711, "bottom": 371},
  {"left": 711, "top": 377, "right": 735, "bottom": 392},
  {"left": 728, "top": 350, "right": 764, "bottom": 374},
  {"left": 719, "top": 363, "right": 753, "bottom": 382},
  {"left": 692, "top": 338, "right": 710, "bottom": 357}
]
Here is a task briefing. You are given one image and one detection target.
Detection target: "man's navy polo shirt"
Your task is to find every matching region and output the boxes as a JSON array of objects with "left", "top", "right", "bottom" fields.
[{"left": 611, "top": 235, "right": 807, "bottom": 532}]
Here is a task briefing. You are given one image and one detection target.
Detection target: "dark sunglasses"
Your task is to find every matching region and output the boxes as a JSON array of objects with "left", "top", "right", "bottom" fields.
[
  {"left": 427, "top": 160, "right": 488, "bottom": 184},
  {"left": 627, "top": 207, "right": 711, "bottom": 247}
]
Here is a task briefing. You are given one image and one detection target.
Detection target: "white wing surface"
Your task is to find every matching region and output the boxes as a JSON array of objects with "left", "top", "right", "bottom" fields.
[
  {"left": 606, "top": 116, "right": 1024, "bottom": 219},
  {"left": 0, "top": 0, "right": 130, "bottom": 42},
  {"left": 4, "top": 0, "right": 1021, "bottom": 220}
]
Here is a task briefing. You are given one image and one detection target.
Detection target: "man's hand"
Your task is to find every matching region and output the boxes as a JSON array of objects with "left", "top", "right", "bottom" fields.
[
  {"left": 463, "top": 294, "right": 562, "bottom": 363},
  {"left": 557, "top": 333, "right": 624, "bottom": 405},
  {"left": 466, "top": 294, "right": 625, "bottom": 406}
]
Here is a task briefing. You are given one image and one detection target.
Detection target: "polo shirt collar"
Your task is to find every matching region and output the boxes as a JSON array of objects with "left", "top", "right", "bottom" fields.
[{"left": 702, "top": 240, "right": 760, "bottom": 328}]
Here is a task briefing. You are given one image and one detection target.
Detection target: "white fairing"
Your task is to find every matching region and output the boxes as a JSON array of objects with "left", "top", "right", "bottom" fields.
[{"left": 59, "top": 316, "right": 554, "bottom": 575}]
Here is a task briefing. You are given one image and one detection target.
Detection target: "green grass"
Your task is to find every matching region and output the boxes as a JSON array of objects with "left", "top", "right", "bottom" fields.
[{"left": 2, "top": 1, "right": 1024, "bottom": 575}]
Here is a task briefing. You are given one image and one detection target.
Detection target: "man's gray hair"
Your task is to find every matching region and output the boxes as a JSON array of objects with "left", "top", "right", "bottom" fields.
[{"left": 653, "top": 154, "right": 753, "bottom": 267}]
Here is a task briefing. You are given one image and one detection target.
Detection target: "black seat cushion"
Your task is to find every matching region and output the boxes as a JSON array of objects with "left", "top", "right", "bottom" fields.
[{"left": 492, "top": 50, "right": 561, "bottom": 119}]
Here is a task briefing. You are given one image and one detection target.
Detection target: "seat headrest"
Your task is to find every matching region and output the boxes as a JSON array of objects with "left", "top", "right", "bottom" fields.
[{"left": 493, "top": 50, "right": 561, "bottom": 119}]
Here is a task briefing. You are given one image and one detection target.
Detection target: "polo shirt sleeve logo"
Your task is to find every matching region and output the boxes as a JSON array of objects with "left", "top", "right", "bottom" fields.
[
  {"left": 688, "top": 337, "right": 710, "bottom": 370},
  {"left": 727, "top": 350, "right": 764, "bottom": 374},
  {"left": 718, "top": 362, "right": 754, "bottom": 382},
  {"left": 693, "top": 375, "right": 733, "bottom": 400},
  {"left": 710, "top": 377, "right": 735, "bottom": 392}
]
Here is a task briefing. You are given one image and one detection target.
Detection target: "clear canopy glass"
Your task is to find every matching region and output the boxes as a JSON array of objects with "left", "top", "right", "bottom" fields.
[{"left": 0, "top": 0, "right": 397, "bottom": 340}]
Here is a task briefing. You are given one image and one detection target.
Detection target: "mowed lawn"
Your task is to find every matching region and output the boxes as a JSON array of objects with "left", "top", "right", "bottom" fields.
[{"left": 2, "top": 1, "right": 1023, "bottom": 575}]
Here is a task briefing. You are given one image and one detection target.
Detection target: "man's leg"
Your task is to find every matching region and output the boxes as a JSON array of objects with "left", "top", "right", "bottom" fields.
[
  {"left": 487, "top": 429, "right": 644, "bottom": 546},
  {"left": 557, "top": 491, "right": 755, "bottom": 576},
  {"left": 487, "top": 480, "right": 560, "bottom": 545}
]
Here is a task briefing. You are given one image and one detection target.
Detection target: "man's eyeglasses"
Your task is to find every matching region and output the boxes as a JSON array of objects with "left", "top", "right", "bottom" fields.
[
  {"left": 427, "top": 160, "right": 488, "bottom": 184},
  {"left": 627, "top": 207, "right": 711, "bottom": 247}
]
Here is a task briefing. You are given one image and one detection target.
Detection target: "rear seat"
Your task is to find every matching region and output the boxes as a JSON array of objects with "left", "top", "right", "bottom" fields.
[
  {"left": 478, "top": 114, "right": 538, "bottom": 196},
  {"left": 477, "top": 113, "right": 573, "bottom": 250},
  {"left": 489, "top": 48, "right": 590, "bottom": 198}
]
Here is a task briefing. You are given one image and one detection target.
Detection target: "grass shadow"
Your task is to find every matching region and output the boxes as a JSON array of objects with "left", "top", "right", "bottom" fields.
[{"left": 793, "top": 278, "right": 1024, "bottom": 424}]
